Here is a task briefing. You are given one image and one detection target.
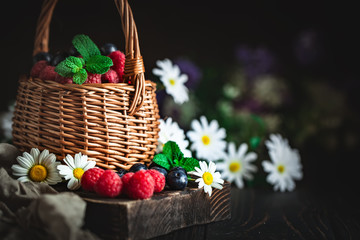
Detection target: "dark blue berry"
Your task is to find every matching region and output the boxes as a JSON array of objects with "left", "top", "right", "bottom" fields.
[
  {"left": 68, "top": 46, "right": 79, "bottom": 56},
  {"left": 150, "top": 166, "right": 168, "bottom": 177},
  {"left": 170, "top": 167, "right": 187, "bottom": 174},
  {"left": 166, "top": 167, "right": 188, "bottom": 190},
  {"left": 129, "top": 163, "right": 148, "bottom": 172},
  {"left": 117, "top": 169, "right": 128, "bottom": 178},
  {"left": 50, "top": 50, "right": 69, "bottom": 66},
  {"left": 33, "top": 52, "right": 52, "bottom": 65},
  {"left": 100, "top": 43, "right": 118, "bottom": 55}
]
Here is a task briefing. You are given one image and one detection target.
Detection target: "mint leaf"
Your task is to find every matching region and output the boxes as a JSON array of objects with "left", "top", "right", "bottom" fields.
[
  {"left": 173, "top": 159, "right": 180, "bottom": 167},
  {"left": 180, "top": 157, "right": 200, "bottom": 172},
  {"left": 163, "top": 141, "right": 184, "bottom": 164},
  {"left": 55, "top": 56, "right": 85, "bottom": 77},
  {"left": 73, "top": 69, "right": 87, "bottom": 85},
  {"left": 72, "top": 34, "right": 101, "bottom": 61},
  {"left": 86, "top": 55, "right": 113, "bottom": 74},
  {"left": 153, "top": 154, "right": 171, "bottom": 170}
]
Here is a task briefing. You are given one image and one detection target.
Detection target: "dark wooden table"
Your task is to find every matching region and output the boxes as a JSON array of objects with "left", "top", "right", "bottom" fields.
[{"left": 151, "top": 183, "right": 360, "bottom": 240}]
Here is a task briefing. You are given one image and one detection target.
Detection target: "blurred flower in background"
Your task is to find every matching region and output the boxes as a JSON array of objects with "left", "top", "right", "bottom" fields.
[
  {"left": 235, "top": 45, "right": 277, "bottom": 80},
  {"left": 0, "top": 101, "right": 15, "bottom": 142}
]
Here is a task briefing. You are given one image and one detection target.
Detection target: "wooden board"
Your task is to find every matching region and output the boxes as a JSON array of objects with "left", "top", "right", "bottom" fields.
[{"left": 76, "top": 182, "right": 231, "bottom": 240}]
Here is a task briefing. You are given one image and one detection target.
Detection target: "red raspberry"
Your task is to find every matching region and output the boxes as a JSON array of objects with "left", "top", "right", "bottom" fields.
[
  {"left": 121, "top": 172, "right": 134, "bottom": 195},
  {"left": 101, "top": 69, "right": 120, "bottom": 83},
  {"left": 55, "top": 75, "right": 73, "bottom": 84},
  {"left": 30, "top": 60, "right": 48, "bottom": 78},
  {"left": 84, "top": 73, "right": 101, "bottom": 84},
  {"left": 127, "top": 170, "right": 155, "bottom": 200},
  {"left": 94, "top": 170, "right": 122, "bottom": 197},
  {"left": 39, "top": 66, "right": 58, "bottom": 81},
  {"left": 108, "top": 50, "right": 125, "bottom": 82},
  {"left": 81, "top": 168, "right": 105, "bottom": 192},
  {"left": 147, "top": 169, "right": 165, "bottom": 193}
]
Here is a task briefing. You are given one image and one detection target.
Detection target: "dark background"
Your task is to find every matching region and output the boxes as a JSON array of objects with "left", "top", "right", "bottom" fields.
[{"left": 1, "top": 0, "right": 360, "bottom": 202}]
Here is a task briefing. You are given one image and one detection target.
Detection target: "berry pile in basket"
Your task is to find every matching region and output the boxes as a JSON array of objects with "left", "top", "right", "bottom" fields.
[{"left": 30, "top": 34, "right": 126, "bottom": 84}]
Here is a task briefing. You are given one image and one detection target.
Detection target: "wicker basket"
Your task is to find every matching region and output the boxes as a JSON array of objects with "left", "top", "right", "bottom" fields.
[{"left": 12, "top": 0, "right": 160, "bottom": 170}]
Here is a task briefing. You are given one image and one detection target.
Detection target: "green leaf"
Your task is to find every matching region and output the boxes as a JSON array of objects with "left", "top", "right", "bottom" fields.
[
  {"left": 163, "top": 141, "right": 184, "bottom": 163},
  {"left": 152, "top": 154, "right": 171, "bottom": 170},
  {"left": 250, "top": 136, "right": 261, "bottom": 149},
  {"left": 86, "top": 55, "right": 113, "bottom": 74},
  {"left": 180, "top": 157, "right": 200, "bottom": 172},
  {"left": 73, "top": 69, "right": 87, "bottom": 85},
  {"left": 72, "top": 34, "right": 101, "bottom": 61},
  {"left": 55, "top": 56, "right": 85, "bottom": 77}
]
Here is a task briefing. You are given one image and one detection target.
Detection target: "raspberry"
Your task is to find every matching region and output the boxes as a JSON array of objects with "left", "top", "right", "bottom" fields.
[
  {"left": 30, "top": 60, "right": 48, "bottom": 78},
  {"left": 121, "top": 172, "right": 134, "bottom": 195},
  {"left": 81, "top": 168, "right": 105, "bottom": 192},
  {"left": 94, "top": 170, "right": 122, "bottom": 198},
  {"left": 38, "top": 66, "right": 58, "bottom": 81},
  {"left": 108, "top": 50, "right": 125, "bottom": 82},
  {"left": 84, "top": 73, "right": 101, "bottom": 84},
  {"left": 101, "top": 69, "right": 120, "bottom": 83},
  {"left": 147, "top": 169, "right": 165, "bottom": 193},
  {"left": 55, "top": 75, "right": 73, "bottom": 84},
  {"left": 127, "top": 170, "right": 155, "bottom": 200}
]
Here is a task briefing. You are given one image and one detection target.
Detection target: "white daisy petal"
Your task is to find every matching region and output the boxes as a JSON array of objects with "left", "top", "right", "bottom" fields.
[
  {"left": 11, "top": 148, "right": 62, "bottom": 185},
  {"left": 83, "top": 161, "right": 96, "bottom": 171},
  {"left": 217, "top": 142, "right": 257, "bottom": 189},
  {"left": 211, "top": 182, "right": 223, "bottom": 190},
  {"left": 11, "top": 164, "right": 28, "bottom": 176},
  {"left": 63, "top": 155, "right": 76, "bottom": 169},
  {"left": 16, "top": 156, "right": 33, "bottom": 169},
  {"left": 152, "top": 58, "right": 189, "bottom": 104},
  {"left": 262, "top": 134, "right": 303, "bottom": 192},
  {"left": 67, "top": 178, "right": 81, "bottom": 190},
  {"left": 17, "top": 176, "right": 30, "bottom": 183},
  {"left": 30, "top": 148, "right": 40, "bottom": 162}
]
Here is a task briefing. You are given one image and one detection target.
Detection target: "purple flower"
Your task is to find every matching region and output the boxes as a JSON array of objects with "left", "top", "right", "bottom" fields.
[
  {"left": 174, "top": 57, "right": 202, "bottom": 89},
  {"left": 235, "top": 45, "right": 276, "bottom": 80},
  {"left": 294, "top": 29, "right": 322, "bottom": 66}
]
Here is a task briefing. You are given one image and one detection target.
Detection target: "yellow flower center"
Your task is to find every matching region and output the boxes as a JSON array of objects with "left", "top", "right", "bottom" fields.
[
  {"left": 277, "top": 165, "right": 285, "bottom": 174},
  {"left": 229, "top": 162, "right": 241, "bottom": 173},
  {"left": 73, "top": 168, "right": 85, "bottom": 180},
  {"left": 202, "top": 172, "right": 213, "bottom": 185},
  {"left": 202, "top": 135, "right": 210, "bottom": 145},
  {"left": 29, "top": 165, "right": 48, "bottom": 182},
  {"left": 169, "top": 79, "right": 176, "bottom": 86}
]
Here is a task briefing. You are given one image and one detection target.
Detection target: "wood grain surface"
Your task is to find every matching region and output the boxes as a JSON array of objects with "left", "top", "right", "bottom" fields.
[
  {"left": 77, "top": 182, "right": 230, "bottom": 240},
  {"left": 151, "top": 186, "right": 360, "bottom": 240}
]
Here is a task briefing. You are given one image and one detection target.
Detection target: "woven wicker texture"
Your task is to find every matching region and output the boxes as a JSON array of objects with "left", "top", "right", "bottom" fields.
[{"left": 12, "top": 0, "right": 160, "bottom": 170}]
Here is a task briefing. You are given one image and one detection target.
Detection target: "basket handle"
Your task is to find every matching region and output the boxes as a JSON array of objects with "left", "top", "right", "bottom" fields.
[{"left": 33, "top": 0, "right": 145, "bottom": 115}]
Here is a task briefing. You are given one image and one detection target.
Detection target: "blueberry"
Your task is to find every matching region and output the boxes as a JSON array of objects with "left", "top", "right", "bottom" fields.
[
  {"left": 100, "top": 43, "right": 118, "bottom": 55},
  {"left": 170, "top": 166, "right": 187, "bottom": 174},
  {"left": 129, "top": 163, "right": 148, "bottom": 172},
  {"left": 68, "top": 46, "right": 79, "bottom": 56},
  {"left": 150, "top": 166, "right": 168, "bottom": 177},
  {"left": 166, "top": 167, "right": 188, "bottom": 190},
  {"left": 33, "top": 52, "right": 52, "bottom": 65},
  {"left": 50, "top": 50, "right": 69, "bottom": 66},
  {"left": 116, "top": 169, "right": 128, "bottom": 178}
]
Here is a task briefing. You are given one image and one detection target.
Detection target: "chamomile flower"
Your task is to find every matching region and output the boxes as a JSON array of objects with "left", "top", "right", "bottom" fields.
[
  {"left": 187, "top": 116, "right": 226, "bottom": 161},
  {"left": 11, "top": 148, "right": 62, "bottom": 185},
  {"left": 262, "top": 134, "right": 303, "bottom": 192},
  {"left": 189, "top": 161, "right": 224, "bottom": 197},
  {"left": 158, "top": 117, "right": 192, "bottom": 157},
  {"left": 152, "top": 58, "right": 189, "bottom": 104},
  {"left": 57, "top": 152, "right": 96, "bottom": 190},
  {"left": 217, "top": 142, "right": 257, "bottom": 188}
]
